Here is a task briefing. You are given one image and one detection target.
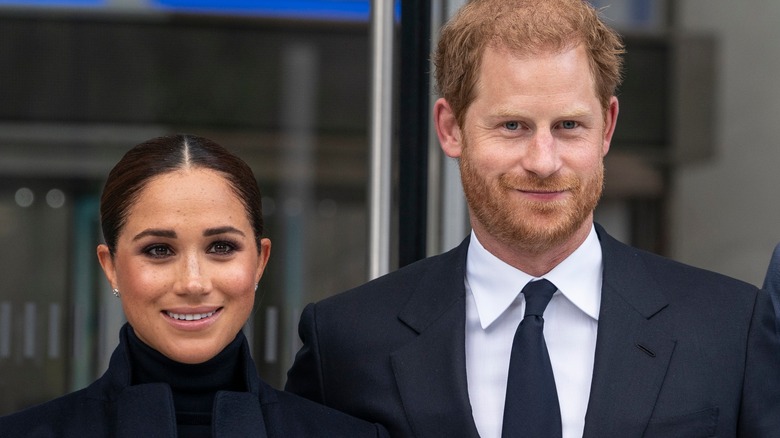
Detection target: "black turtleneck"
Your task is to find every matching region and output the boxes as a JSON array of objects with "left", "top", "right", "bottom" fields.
[{"left": 126, "top": 327, "right": 247, "bottom": 438}]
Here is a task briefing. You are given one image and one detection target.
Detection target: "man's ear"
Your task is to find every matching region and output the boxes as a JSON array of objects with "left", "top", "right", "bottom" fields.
[
  {"left": 601, "top": 96, "right": 619, "bottom": 156},
  {"left": 434, "top": 97, "right": 464, "bottom": 158}
]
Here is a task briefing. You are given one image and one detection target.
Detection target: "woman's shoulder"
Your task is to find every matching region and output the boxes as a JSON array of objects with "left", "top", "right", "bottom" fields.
[{"left": 0, "top": 386, "right": 109, "bottom": 437}]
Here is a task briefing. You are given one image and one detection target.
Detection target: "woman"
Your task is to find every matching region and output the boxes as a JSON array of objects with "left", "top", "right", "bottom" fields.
[{"left": 0, "top": 135, "right": 387, "bottom": 437}]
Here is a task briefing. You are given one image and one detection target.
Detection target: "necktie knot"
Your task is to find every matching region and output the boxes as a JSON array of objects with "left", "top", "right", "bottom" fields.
[{"left": 522, "top": 278, "right": 557, "bottom": 317}]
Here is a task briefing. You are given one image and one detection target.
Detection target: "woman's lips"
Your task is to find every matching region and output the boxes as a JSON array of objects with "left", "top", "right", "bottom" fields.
[
  {"left": 166, "top": 310, "right": 216, "bottom": 321},
  {"left": 163, "top": 307, "right": 222, "bottom": 321}
]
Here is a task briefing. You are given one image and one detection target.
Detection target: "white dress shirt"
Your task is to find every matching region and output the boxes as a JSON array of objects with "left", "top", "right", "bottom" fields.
[{"left": 465, "top": 226, "right": 602, "bottom": 438}]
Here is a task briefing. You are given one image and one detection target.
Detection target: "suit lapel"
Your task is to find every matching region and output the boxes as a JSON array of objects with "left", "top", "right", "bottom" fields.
[
  {"left": 387, "top": 228, "right": 677, "bottom": 437},
  {"left": 583, "top": 226, "right": 676, "bottom": 437},
  {"left": 391, "top": 238, "right": 480, "bottom": 438}
]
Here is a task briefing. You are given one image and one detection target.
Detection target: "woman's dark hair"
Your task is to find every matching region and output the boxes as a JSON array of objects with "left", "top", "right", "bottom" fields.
[{"left": 100, "top": 134, "right": 264, "bottom": 254}]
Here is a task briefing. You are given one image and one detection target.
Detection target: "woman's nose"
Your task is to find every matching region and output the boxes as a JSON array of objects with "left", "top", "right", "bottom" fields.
[{"left": 177, "top": 253, "right": 210, "bottom": 295}]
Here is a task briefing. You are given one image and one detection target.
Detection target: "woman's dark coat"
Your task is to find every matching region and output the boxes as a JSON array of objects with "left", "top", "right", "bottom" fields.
[{"left": 0, "top": 326, "right": 387, "bottom": 437}]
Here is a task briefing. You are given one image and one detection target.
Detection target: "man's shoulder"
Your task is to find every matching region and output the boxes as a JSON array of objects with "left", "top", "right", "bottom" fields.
[
  {"left": 599, "top": 225, "right": 757, "bottom": 296},
  {"left": 625, "top": 241, "right": 753, "bottom": 290},
  {"left": 318, "top": 239, "right": 468, "bottom": 309},
  {"left": 264, "top": 386, "right": 385, "bottom": 437}
]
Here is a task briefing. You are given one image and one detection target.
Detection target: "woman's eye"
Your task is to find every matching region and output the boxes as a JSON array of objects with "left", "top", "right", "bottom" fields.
[
  {"left": 145, "top": 245, "right": 173, "bottom": 258},
  {"left": 503, "top": 121, "right": 520, "bottom": 131},
  {"left": 209, "top": 241, "right": 235, "bottom": 255},
  {"left": 560, "top": 120, "right": 579, "bottom": 129}
]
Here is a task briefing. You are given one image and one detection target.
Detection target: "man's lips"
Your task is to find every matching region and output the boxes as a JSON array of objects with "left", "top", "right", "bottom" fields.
[
  {"left": 517, "top": 187, "right": 569, "bottom": 197},
  {"left": 520, "top": 189, "right": 566, "bottom": 194}
]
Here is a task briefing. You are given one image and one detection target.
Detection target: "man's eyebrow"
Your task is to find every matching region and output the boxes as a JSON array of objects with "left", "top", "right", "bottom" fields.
[
  {"left": 558, "top": 108, "right": 591, "bottom": 118},
  {"left": 132, "top": 229, "right": 176, "bottom": 241},
  {"left": 491, "top": 107, "right": 528, "bottom": 118},
  {"left": 491, "top": 106, "right": 591, "bottom": 119},
  {"left": 204, "top": 226, "right": 246, "bottom": 237}
]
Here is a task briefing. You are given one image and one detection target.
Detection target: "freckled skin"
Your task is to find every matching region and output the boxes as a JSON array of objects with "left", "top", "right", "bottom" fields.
[
  {"left": 97, "top": 168, "right": 271, "bottom": 364},
  {"left": 434, "top": 44, "right": 619, "bottom": 275}
]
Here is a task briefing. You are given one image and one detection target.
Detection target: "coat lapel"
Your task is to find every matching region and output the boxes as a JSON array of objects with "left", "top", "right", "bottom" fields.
[
  {"left": 391, "top": 238, "right": 480, "bottom": 438},
  {"left": 583, "top": 226, "right": 676, "bottom": 437},
  {"left": 116, "top": 383, "right": 177, "bottom": 438},
  {"left": 213, "top": 391, "right": 268, "bottom": 438},
  {"left": 111, "top": 326, "right": 269, "bottom": 438},
  {"left": 114, "top": 386, "right": 269, "bottom": 438}
]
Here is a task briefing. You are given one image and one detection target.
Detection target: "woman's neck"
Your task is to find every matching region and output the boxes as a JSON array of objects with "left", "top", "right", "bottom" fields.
[{"left": 125, "top": 325, "right": 247, "bottom": 431}]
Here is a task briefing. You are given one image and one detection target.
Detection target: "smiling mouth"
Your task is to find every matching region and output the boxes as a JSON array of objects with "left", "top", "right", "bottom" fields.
[
  {"left": 165, "top": 309, "right": 220, "bottom": 321},
  {"left": 521, "top": 189, "right": 562, "bottom": 194}
]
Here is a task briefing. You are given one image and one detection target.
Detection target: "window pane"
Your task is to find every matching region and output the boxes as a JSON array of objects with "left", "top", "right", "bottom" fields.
[{"left": 0, "top": 6, "right": 371, "bottom": 413}]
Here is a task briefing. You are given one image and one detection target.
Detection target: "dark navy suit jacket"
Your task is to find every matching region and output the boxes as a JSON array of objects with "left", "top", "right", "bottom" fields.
[
  {"left": 286, "top": 224, "right": 780, "bottom": 437},
  {"left": 763, "top": 242, "right": 780, "bottom": 335},
  {"left": 0, "top": 325, "right": 387, "bottom": 437}
]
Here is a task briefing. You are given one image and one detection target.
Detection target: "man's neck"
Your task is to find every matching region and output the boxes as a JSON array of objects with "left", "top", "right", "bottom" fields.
[{"left": 472, "top": 219, "right": 594, "bottom": 277}]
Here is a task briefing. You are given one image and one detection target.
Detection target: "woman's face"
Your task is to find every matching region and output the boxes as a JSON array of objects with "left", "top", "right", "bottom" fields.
[{"left": 97, "top": 168, "right": 270, "bottom": 364}]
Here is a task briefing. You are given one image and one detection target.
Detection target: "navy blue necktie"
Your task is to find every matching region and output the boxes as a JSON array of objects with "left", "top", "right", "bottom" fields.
[{"left": 501, "top": 279, "right": 562, "bottom": 438}]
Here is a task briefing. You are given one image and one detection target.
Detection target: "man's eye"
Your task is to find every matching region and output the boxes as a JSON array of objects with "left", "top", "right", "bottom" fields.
[
  {"left": 560, "top": 120, "right": 578, "bottom": 129},
  {"left": 145, "top": 245, "right": 173, "bottom": 258},
  {"left": 209, "top": 241, "right": 235, "bottom": 255},
  {"left": 503, "top": 121, "right": 520, "bottom": 131}
]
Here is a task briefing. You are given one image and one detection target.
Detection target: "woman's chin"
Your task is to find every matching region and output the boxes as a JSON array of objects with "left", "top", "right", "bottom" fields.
[{"left": 162, "top": 343, "right": 222, "bottom": 364}]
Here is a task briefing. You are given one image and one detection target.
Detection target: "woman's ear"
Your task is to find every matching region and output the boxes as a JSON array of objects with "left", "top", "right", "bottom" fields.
[
  {"left": 96, "top": 244, "right": 118, "bottom": 289},
  {"left": 255, "top": 238, "right": 272, "bottom": 284}
]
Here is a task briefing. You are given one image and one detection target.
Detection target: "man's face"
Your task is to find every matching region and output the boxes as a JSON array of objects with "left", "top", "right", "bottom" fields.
[{"left": 456, "top": 44, "right": 618, "bottom": 254}]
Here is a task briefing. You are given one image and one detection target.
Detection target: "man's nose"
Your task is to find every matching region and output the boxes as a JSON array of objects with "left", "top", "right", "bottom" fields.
[{"left": 520, "top": 130, "right": 561, "bottom": 178}]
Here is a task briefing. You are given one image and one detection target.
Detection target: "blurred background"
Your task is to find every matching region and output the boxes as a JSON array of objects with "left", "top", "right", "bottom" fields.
[{"left": 1, "top": 0, "right": 778, "bottom": 414}]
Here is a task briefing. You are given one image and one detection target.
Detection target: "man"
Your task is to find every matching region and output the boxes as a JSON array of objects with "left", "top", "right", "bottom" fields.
[
  {"left": 763, "top": 242, "right": 780, "bottom": 335},
  {"left": 286, "top": 0, "right": 780, "bottom": 437}
]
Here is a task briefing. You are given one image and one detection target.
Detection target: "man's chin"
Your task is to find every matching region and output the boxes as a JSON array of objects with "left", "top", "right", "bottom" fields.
[{"left": 501, "top": 214, "right": 590, "bottom": 254}]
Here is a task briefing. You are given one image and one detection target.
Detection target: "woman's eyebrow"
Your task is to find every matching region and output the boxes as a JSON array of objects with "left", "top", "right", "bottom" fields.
[
  {"left": 132, "top": 228, "right": 176, "bottom": 241},
  {"left": 203, "top": 226, "right": 245, "bottom": 237}
]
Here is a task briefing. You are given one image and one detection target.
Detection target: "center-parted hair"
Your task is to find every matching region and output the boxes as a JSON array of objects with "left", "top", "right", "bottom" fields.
[
  {"left": 433, "top": 0, "right": 625, "bottom": 127},
  {"left": 100, "top": 134, "right": 264, "bottom": 254}
]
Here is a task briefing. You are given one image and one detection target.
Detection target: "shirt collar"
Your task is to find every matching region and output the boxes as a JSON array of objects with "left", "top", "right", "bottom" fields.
[{"left": 466, "top": 225, "right": 603, "bottom": 329}]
